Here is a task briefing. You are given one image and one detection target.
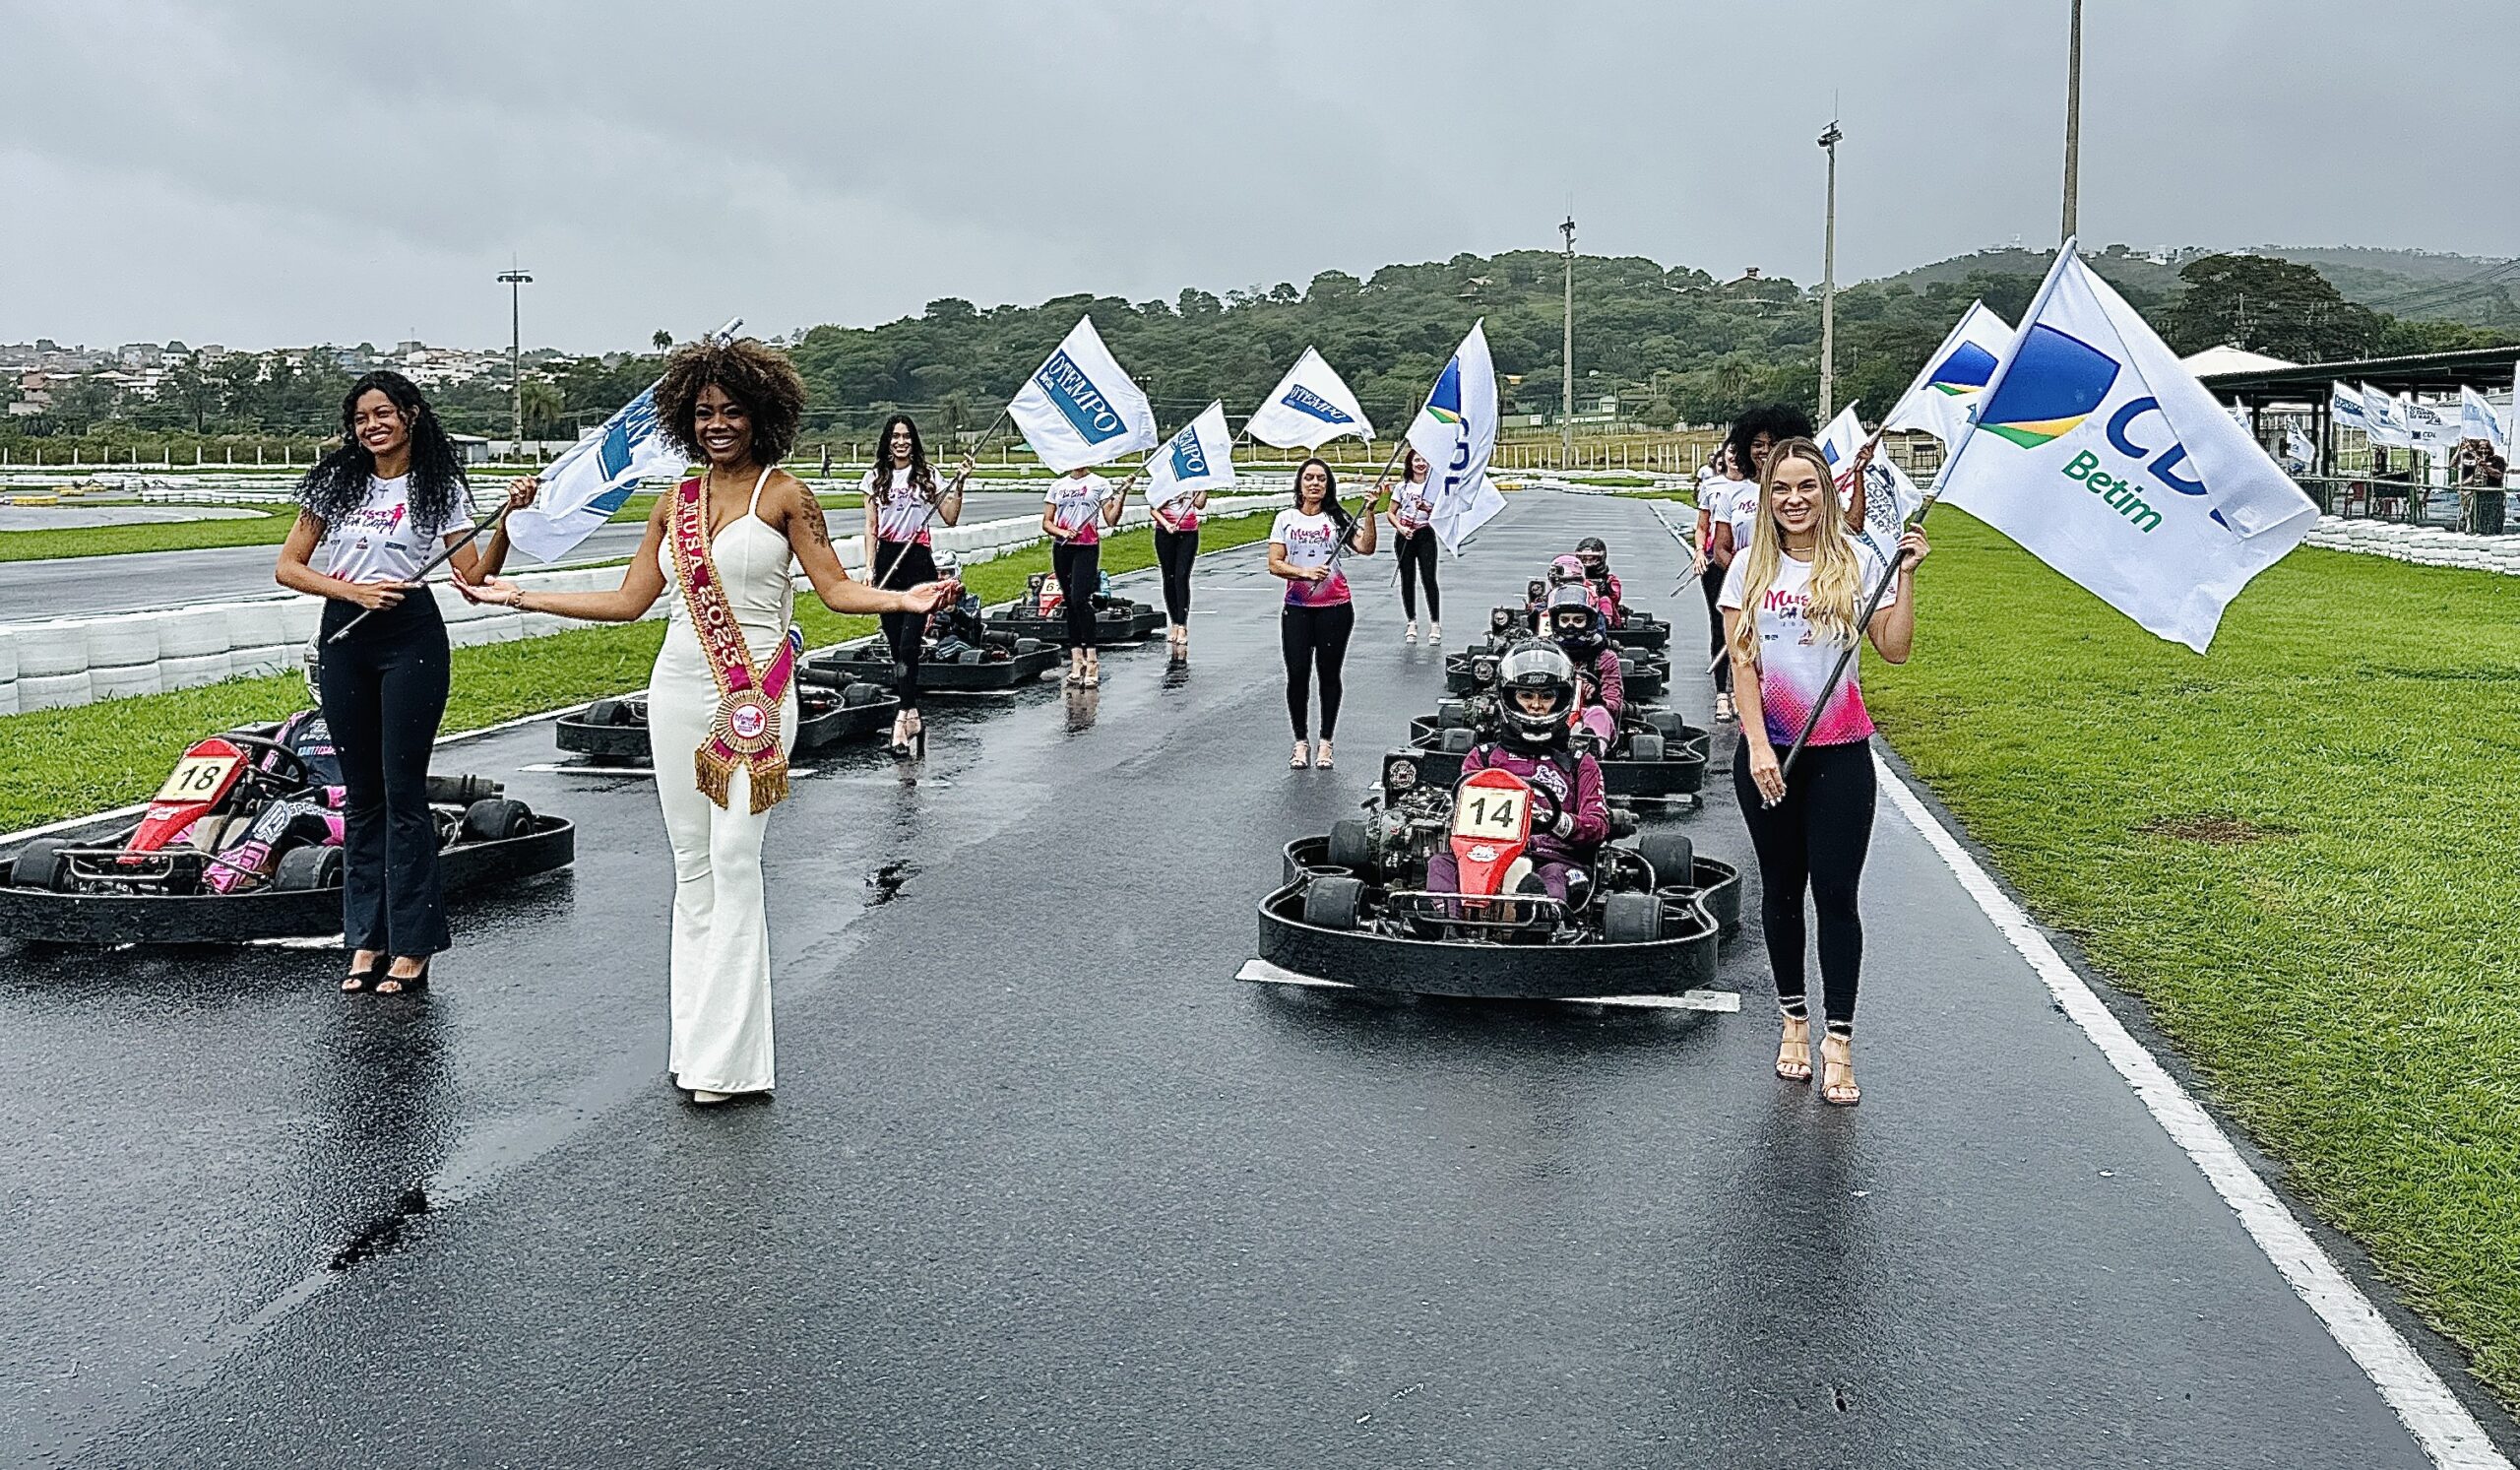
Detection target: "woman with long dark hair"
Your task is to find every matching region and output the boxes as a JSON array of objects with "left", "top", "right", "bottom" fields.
[
  {"left": 1720, "top": 438, "right": 1927, "bottom": 1107},
  {"left": 1694, "top": 442, "right": 1751, "bottom": 721},
  {"left": 1381, "top": 448, "right": 1440, "bottom": 644},
  {"left": 861, "top": 414, "right": 970, "bottom": 755},
  {"left": 1268, "top": 457, "right": 1378, "bottom": 769},
  {"left": 470, "top": 340, "right": 952, "bottom": 1103},
  {"left": 274, "top": 370, "right": 533, "bottom": 995}
]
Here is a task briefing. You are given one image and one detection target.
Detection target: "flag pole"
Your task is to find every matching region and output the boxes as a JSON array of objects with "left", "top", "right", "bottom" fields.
[
  {"left": 1772, "top": 492, "right": 1933, "bottom": 785},
  {"left": 324, "top": 502, "right": 516, "bottom": 644}
]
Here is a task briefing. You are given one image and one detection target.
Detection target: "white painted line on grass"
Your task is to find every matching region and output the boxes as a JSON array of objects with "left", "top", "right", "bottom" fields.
[{"left": 1872, "top": 750, "right": 2509, "bottom": 1470}]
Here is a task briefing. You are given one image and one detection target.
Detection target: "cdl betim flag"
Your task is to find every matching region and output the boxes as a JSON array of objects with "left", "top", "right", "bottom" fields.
[
  {"left": 1005, "top": 315, "right": 1159, "bottom": 473},
  {"left": 1244, "top": 347, "right": 1376, "bottom": 451},
  {"left": 1883, "top": 300, "right": 2015, "bottom": 446},
  {"left": 1933, "top": 242, "right": 2317, "bottom": 653},
  {"left": 1405, "top": 321, "right": 1502, "bottom": 554}
]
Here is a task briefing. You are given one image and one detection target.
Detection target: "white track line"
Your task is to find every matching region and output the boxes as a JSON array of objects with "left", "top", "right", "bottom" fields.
[{"left": 1873, "top": 751, "right": 2508, "bottom": 1470}]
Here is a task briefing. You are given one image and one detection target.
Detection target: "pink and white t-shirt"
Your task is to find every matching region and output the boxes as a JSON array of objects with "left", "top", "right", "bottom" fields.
[
  {"left": 864, "top": 466, "right": 941, "bottom": 543},
  {"left": 1391, "top": 479, "right": 1435, "bottom": 533},
  {"left": 1720, "top": 543, "right": 1889, "bottom": 748},
  {"left": 1153, "top": 489, "right": 1200, "bottom": 533},
  {"left": 1721, "top": 479, "right": 1762, "bottom": 555},
  {"left": 1702, "top": 477, "right": 1751, "bottom": 553},
  {"left": 1271, "top": 507, "right": 1352, "bottom": 607},
  {"left": 320, "top": 475, "right": 462, "bottom": 585},
  {"left": 1045, "top": 474, "right": 1110, "bottom": 545}
]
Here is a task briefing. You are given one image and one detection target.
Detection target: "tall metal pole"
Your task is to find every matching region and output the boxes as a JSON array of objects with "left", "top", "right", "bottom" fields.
[
  {"left": 2060, "top": 0, "right": 2083, "bottom": 242},
  {"left": 1817, "top": 120, "right": 1843, "bottom": 422},
  {"left": 1560, "top": 214, "right": 1576, "bottom": 470},
  {"left": 498, "top": 266, "right": 533, "bottom": 461}
]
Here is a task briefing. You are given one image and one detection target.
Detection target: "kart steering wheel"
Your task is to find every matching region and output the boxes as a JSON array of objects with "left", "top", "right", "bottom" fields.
[
  {"left": 1524, "top": 779, "right": 1564, "bottom": 833},
  {"left": 220, "top": 735, "right": 315, "bottom": 799}
]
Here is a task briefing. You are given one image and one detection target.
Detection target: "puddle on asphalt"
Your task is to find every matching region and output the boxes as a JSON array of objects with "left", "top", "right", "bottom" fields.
[
  {"left": 863, "top": 862, "right": 916, "bottom": 905},
  {"left": 328, "top": 1186, "right": 431, "bottom": 1272}
]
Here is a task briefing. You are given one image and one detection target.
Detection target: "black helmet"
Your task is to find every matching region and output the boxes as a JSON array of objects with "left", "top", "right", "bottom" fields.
[
  {"left": 1574, "top": 536, "right": 1610, "bottom": 579},
  {"left": 1546, "top": 583, "right": 1603, "bottom": 650},
  {"left": 1495, "top": 641, "right": 1576, "bottom": 751}
]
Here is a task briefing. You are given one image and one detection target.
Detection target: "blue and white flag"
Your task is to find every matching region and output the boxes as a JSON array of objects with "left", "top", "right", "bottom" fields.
[
  {"left": 2330, "top": 381, "right": 2376, "bottom": 439},
  {"left": 1818, "top": 405, "right": 1923, "bottom": 567},
  {"left": 503, "top": 383, "right": 688, "bottom": 563},
  {"left": 2460, "top": 385, "right": 2508, "bottom": 453},
  {"left": 2284, "top": 425, "right": 2317, "bottom": 474},
  {"left": 1244, "top": 347, "right": 1375, "bottom": 450},
  {"left": 1405, "top": 321, "right": 1502, "bottom": 553},
  {"left": 1932, "top": 241, "right": 2318, "bottom": 653},
  {"left": 1006, "top": 315, "right": 1159, "bottom": 474},
  {"left": 1143, "top": 401, "right": 1236, "bottom": 511},
  {"left": 2361, "top": 384, "right": 2417, "bottom": 449},
  {"left": 1883, "top": 301, "right": 2014, "bottom": 445}
]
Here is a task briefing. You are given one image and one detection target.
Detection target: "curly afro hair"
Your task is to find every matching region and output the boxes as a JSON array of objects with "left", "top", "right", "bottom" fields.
[{"left": 654, "top": 337, "right": 807, "bottom": 467}]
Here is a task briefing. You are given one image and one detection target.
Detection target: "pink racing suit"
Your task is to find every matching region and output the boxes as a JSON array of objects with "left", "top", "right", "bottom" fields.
[{"left": 1426, "top": 742, "right": 1609, "bottom": 903}]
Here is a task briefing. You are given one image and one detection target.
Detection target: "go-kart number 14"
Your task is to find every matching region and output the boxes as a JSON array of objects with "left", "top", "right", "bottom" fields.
[
  {"left": 155, "top": 755, "right": 239, "bottom": 803},
  {"left": 1453, "top": 787, "right": 1527, "bottom": 840}
]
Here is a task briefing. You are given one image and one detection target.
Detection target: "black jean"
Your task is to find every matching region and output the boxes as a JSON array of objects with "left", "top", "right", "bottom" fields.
[
  {"left": 874, "top": 539, "right": 936, "bottom": 711},
  {"left": 1053, "top": 540, "right": 1100, "bottom": 647},
  {"left": 1280, "top": 601, "right": 1356, "bottom": 738},
  {"left": 318, "top": 596, "right": 452, "bottom": 959},
  {"left": 1733, "top": 739, "right": 1875, "bottom": 1032},
  {"left": 1396, "top": 528, "right": 1441, "bottom": 621},
  {"left": 1701, "top": 561, "right": 1731, "bottom": 694},
  {"left": 1153, "top": 525, "right": 1198, "bottom": 627}
]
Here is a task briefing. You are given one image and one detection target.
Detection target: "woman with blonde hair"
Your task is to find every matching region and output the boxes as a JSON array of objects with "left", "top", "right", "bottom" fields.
[{"left": 1719, "top": 437, "right": 1927, "bottom": 1107}]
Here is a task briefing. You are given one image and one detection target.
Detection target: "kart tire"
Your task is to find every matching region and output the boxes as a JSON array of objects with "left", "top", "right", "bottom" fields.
[
  {"left": 1302, "top": 874, "right": 1365, "bottom": 932},
  {"left": 1015, "top": 638, "right": 1045, "bottom": 655},
  {"left": 1628, "top": 733, "right": 1666, "bottom": 762},
  {"left": 272, "top": 844, "right": 343, "bottom": 892},
  {"left": 1326, "top": 819, "right": 1375, "bottom": 878},
  {"left": 1436, "top": 699, "right": 1470, "bottom": 730},
  {"left": 461, "top": 798, "right": 535, "bottom": 844},
  {"left": 1636, "top": 832, "right": 1696, "bottom": 891},
  {"left": 423, "top": 774, "right": 501, "bottom": 806},
  {"left": 1645, "top": 709, "right": 1683, "bottom": 738},
  {"left": 959, "top": 648, "right": 986, "bottom": 665},
  {"left": 1617, "top": 657, "right": 1635, "bottom": 678},
  {"left": 1440, "top": 727, "right": 1475, "bottom": 754},
  {"left": 11, "top": 838, "right": 71, "bottom": 891},
  {"left": 1602, "top": 890, "right": 1663, "bottom": 944},
  {"left": 589, "top": 697, "right": 636, "bottom": 728},
  {"left": 841, "top": 680, "right": 887, "bottom": 707}
]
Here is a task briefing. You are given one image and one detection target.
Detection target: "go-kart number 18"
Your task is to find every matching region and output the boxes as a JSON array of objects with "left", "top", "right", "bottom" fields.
[
  {"left": 1452, "top": 787, "right": 1527, "bottom": 840},
  {"left": 155, "top": 755, "right": 238, "bottom": 803}
]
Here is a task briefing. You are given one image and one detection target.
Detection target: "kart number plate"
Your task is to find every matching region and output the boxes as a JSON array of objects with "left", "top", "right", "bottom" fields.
[
  {"left": 1453, "top": 787, "right": 1527, "bottom": 841},
  {"left": 155, "top": 755, "right": 240, "bottom": 802}
]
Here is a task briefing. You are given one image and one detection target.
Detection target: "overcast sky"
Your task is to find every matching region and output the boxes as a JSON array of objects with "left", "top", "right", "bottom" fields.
[{"left": 7, "top": 0, "right": 2514, "bottom": 352}]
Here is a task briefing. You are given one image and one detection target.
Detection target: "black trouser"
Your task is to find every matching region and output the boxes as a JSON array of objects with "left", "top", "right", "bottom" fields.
[
  {"left": 1700, "top": 561, "right": 1731, "bottom": 694},
  {"left": 1053, "top": 540, "right": 1100, "bottom": 648},
  {"left": 1280, "top": 601, "right": 1356, "bottom": 738},
  {"left": 874, "top": 539, "right": 935, "bottom": 711},
  {"left": 1733, "top": 739, "right": 1874, "bottom": 1032},
  {"left": 318, "top": 596, "right": 452, "bottom": 959},
  {"left": 1153, "top": 525, "right": 1198, "bottom": 627},
  {"left": 1397, "top": 528, "right": 1440, "bottom": 621}
]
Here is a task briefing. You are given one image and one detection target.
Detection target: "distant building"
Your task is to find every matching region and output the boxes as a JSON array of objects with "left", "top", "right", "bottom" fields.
[{"left": 448, "top": 432, "right": 492, "bottom": 465}]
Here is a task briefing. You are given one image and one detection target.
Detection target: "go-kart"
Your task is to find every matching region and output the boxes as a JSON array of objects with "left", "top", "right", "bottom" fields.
[
  {"left": 1603, "top": 607, "right": 1672, "bottom": 653},
  {"left": 555, "top": 670, "right": 899, "bottom": 765},
  {"left": 1253, "top": 753, "right": 1738, "bottom": 1001},
  {"left": 1446, "top": 642, "right": 1669, "bottom": 699},
  {"left": 990, "top": 572, "right": 1166, "bottom": 646},
  {"left": 0, "top": 712, "right": 573, "bottom": 945},
  {"left": 1413, "top": 666, "right": 1709, "bottom": 801},
  {"left": 807, "top": 611, "right": 1061, "bottom": 692}
]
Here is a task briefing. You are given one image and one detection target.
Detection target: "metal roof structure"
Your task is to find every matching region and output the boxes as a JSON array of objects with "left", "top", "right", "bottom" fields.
[{"left": 2197, "top": 345, "right": 2520, "bottom": 406}]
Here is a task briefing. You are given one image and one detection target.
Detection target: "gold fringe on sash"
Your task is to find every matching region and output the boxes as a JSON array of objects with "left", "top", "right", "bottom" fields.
[{"left": 694, "top": 746, "right": 789, "bottom": 815}]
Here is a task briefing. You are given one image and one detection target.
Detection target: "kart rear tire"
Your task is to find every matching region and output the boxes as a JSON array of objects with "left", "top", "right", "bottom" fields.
[
  {"left": 1617, "top": 657, "right": 1635, "bottom": 677},
  {"left": 841, "top": 680, "right": 887, "bottom": 707},
  {"left": 1602, "top": 890, "right": 1663, "bottom": 944},
  {"left": 273, "top": 843, "right": 343, "bottom": 892},
  {"left": 11, "top": 838, "right": 72, "bottom": 891},
  {"left": 1326, "top": 819, "right": 1374, "bottom": 878},
  {"left": 1435, "top": 699, "right": 1470, "bottom": 730},
  {"left": 1645, "top": 709, "right": 1682, "bottom": 737},
  {"left": 461, "top": 798, "right": 535, "bottom": 844},
  {"left": 1440, "top": 727, "right": 1475, "bottom": 754},
  {"left": 1627, "top": 733, "right": 1666, "bottom": 762},
  {"left": 1302, "top": 874, "right": 1365, "bottom": 931},
  {"left": 1636, "top": 832, "right": 1696, "bottom": 891},
  {"left": 1015, "top": 638, "right": 1045, "bottom": 654}
]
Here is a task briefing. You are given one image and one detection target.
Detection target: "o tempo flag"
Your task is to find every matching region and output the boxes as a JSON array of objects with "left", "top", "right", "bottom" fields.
[
  {"left": 1144, "top": 401, "right": 1236, "bottom": 511},
  {"left": 1244, "top": 347, "right": 1375, "bottom": 450},
  {"left": 503, "top": 383, "right": 689, "bottom": 563},
  {"left": 1883, "top": 300, "right": 2015, "bottom": 445},
  {"left": 2461, "top": 385, "right": 2508, "bottom": 453},
  {"left": 2361, "top": 385, "right": 2418, "bottom": 449},
  {"left": 1933, "top": 242, "right": 2318, "bottom": 653},
  {"left": 1006, "top": 315, "right": 1159, "bottom": 474},
  {"left": 2330, "top": 382, "right": 2377, "bottom": 439},
  {"left": 1405, "top": 321, "right": 1502, "bottom": 553}
]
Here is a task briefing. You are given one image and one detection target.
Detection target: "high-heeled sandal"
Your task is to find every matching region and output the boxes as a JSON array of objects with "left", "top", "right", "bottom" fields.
[
  {"left": 374, "top": 958, "right": 430, "bottom": 995},
  {"left": 1290, "top": 740, "right": 1309, "bottom": 769},
  {"left": 1776, "top": 1014, "right": 1812, "bottom": 1082},
  {"left": 342, "top": 954, "right": 382, "bottom": 993},
  {"left": 1820, "top": 1031, "right": 1859, "bottom": 1106},
  {"left": 1312, "top": 739, "right": 1334, "bottom": 769}
]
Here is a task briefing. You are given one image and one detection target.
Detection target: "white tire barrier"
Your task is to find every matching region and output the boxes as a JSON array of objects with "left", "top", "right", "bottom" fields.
[
  {"left": 157, "top": 609, "right": 230, "bottom": 659},
  {"left": 0, "top": 630, "right": 16, "bottom": 683},
  {"left": 91, "top": 664, "right": 164, "bottom": 700},
  {"left": 159, "top": 652, "right": 234, "bottom": 689},
  {"left": 18, "top": 671, "right": 90, "bottom": 711},
  {"left": 223, "top": 602, "right": 287, "bottom": 650},
  {"left": 0, "top": 681, "right": 18, "bottom": 718},
  {"left": 83, "top": 614, "right": 162, "bottom": 671},
  {"left": 15, "top": 622, "right": 90, "bottom": 678},
  {"left": 230, "top": 644, "right": 292, "bottom": 677}
]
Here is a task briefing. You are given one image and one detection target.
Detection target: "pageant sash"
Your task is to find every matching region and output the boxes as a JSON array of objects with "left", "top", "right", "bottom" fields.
[{"left": 671, "top": 477, "right": 800, "bottom": 814}]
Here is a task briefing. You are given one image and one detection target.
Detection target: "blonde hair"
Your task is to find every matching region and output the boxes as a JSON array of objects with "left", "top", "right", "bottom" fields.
[{"left": 1727, "top": 437, "right": 1865, "bottom": 666}]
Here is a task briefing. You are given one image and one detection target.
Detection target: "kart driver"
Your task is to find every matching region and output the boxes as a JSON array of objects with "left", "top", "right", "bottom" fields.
[
  {"left": 1426, "top": 642, "right": 1608, "bottom": 904},
  {"left": 926, "top": 554, "right": 991, "bottom": 662},
  {"left": 1544, "top": 583, "right": 1624, "bottom": 746},
  {"left": 1573, "top": 536, "right": 1625, "bottom": 627}
]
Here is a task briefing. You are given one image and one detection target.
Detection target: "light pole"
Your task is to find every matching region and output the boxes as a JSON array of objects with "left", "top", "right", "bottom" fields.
[
  {"left": 2061, "top": 0, "right": 2083, "bottom": 242},
  {"left": 1817, "top": 119, "right": 1843, "bottom": 422},
  {"left": 498, "top": 266, "right": 533, "bottom": 460},
  {"left": 1560, "top": 214, "right": 1576, "bottom": 470}
]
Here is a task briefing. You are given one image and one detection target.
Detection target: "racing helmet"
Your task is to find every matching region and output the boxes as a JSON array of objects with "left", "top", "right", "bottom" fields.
[
  {"left": 1574, "top": 536, "right": 1611, "bottom": 581},
  {"left": 1546, "top": 553, "right": 1587, "bottom": 589},
  {"left": 1494, "top": 640, "right": 1578, "bottom": 752},
  {"left": 1545, "top": 582, "right": 1603, "bottom": 651}
]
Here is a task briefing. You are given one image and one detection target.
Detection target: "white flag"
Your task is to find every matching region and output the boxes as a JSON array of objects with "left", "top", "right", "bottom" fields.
[
  {"left": 1143, "top": 401, "right": 1236, "bottom": 510},
  {"left": 1817, "top": 405, "right": 1923, "bottom": 567},
  {"left": 2225, "top": 401, "right": 2254, "bottom": 432},
  {"left": 2330, "top": 382, "right": 2377, "bottom": 440},
  {"left": 2361, "top": 384, "right": 2417, "bottom": 449},
  {"left": 2461, "top": 385, "right": 2509, "bottom": 452},
  {"left": 1883, "top": 301, "right": 2014, "bottom": 445},
  {"left": 2284, "top": 425, "right": 2317, "bottom": 473},
  {"left": 1405, "top": 321, "right": 1502, "bottom": 553},
  {"left": 1005, "top": 315, "right": 1159, "bottom": 474},
  {"left": 2404, "top": 397, "right": 2462, "bottom": 452},
  {"left": 1933, "top": 242, "right": 2318, "bottom": 653},
  {"left": 1244, "top": 347, "right": 1375, "bottom": 450},
  {"left": 503, "top": 383, "right": 689, "bottom": 563}
]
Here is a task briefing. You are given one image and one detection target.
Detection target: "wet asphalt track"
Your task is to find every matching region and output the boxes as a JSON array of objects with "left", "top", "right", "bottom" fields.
[
  {"left": 0, "top": 491, "right": 2505, "bottom": 1468},
  {"left": 0, "top": 492, "right": 1050, "bottom": 621}
]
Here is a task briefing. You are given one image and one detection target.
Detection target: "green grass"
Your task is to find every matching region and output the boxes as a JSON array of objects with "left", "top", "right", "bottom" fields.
[
  {"left": 0, "top": 505, "right": 294, "bottom": 561},
  {"left": 0, "top": 512, "right": 1276, "bottom": 835},
  {"left": 1864, "top": 513, "right": 2520, "bottom": 1405}
]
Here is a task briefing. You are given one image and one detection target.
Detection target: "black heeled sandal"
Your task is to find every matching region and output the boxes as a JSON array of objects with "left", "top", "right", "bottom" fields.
[
  {"left": 374, "top": 958, "right": 430, "bottom": 995},
  {"left": 342, "top": 954, "right": 382, "bottom": 993}
]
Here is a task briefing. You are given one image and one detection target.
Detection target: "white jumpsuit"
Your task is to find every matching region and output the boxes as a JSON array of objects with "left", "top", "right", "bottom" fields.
[{"left": 648, "top": 472, "right": 797, "bottom": 1095}]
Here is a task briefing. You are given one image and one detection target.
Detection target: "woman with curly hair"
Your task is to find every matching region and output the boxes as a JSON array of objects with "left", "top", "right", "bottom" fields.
[
  {"left": 860, "top": 413, "right": 971, "bottom": 755},
  {"left": 274, "top": 370, "right": 534, "bottom": 996},
  {"left": 471, "top": 338, "right": 953, "bottom": 1103}
]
